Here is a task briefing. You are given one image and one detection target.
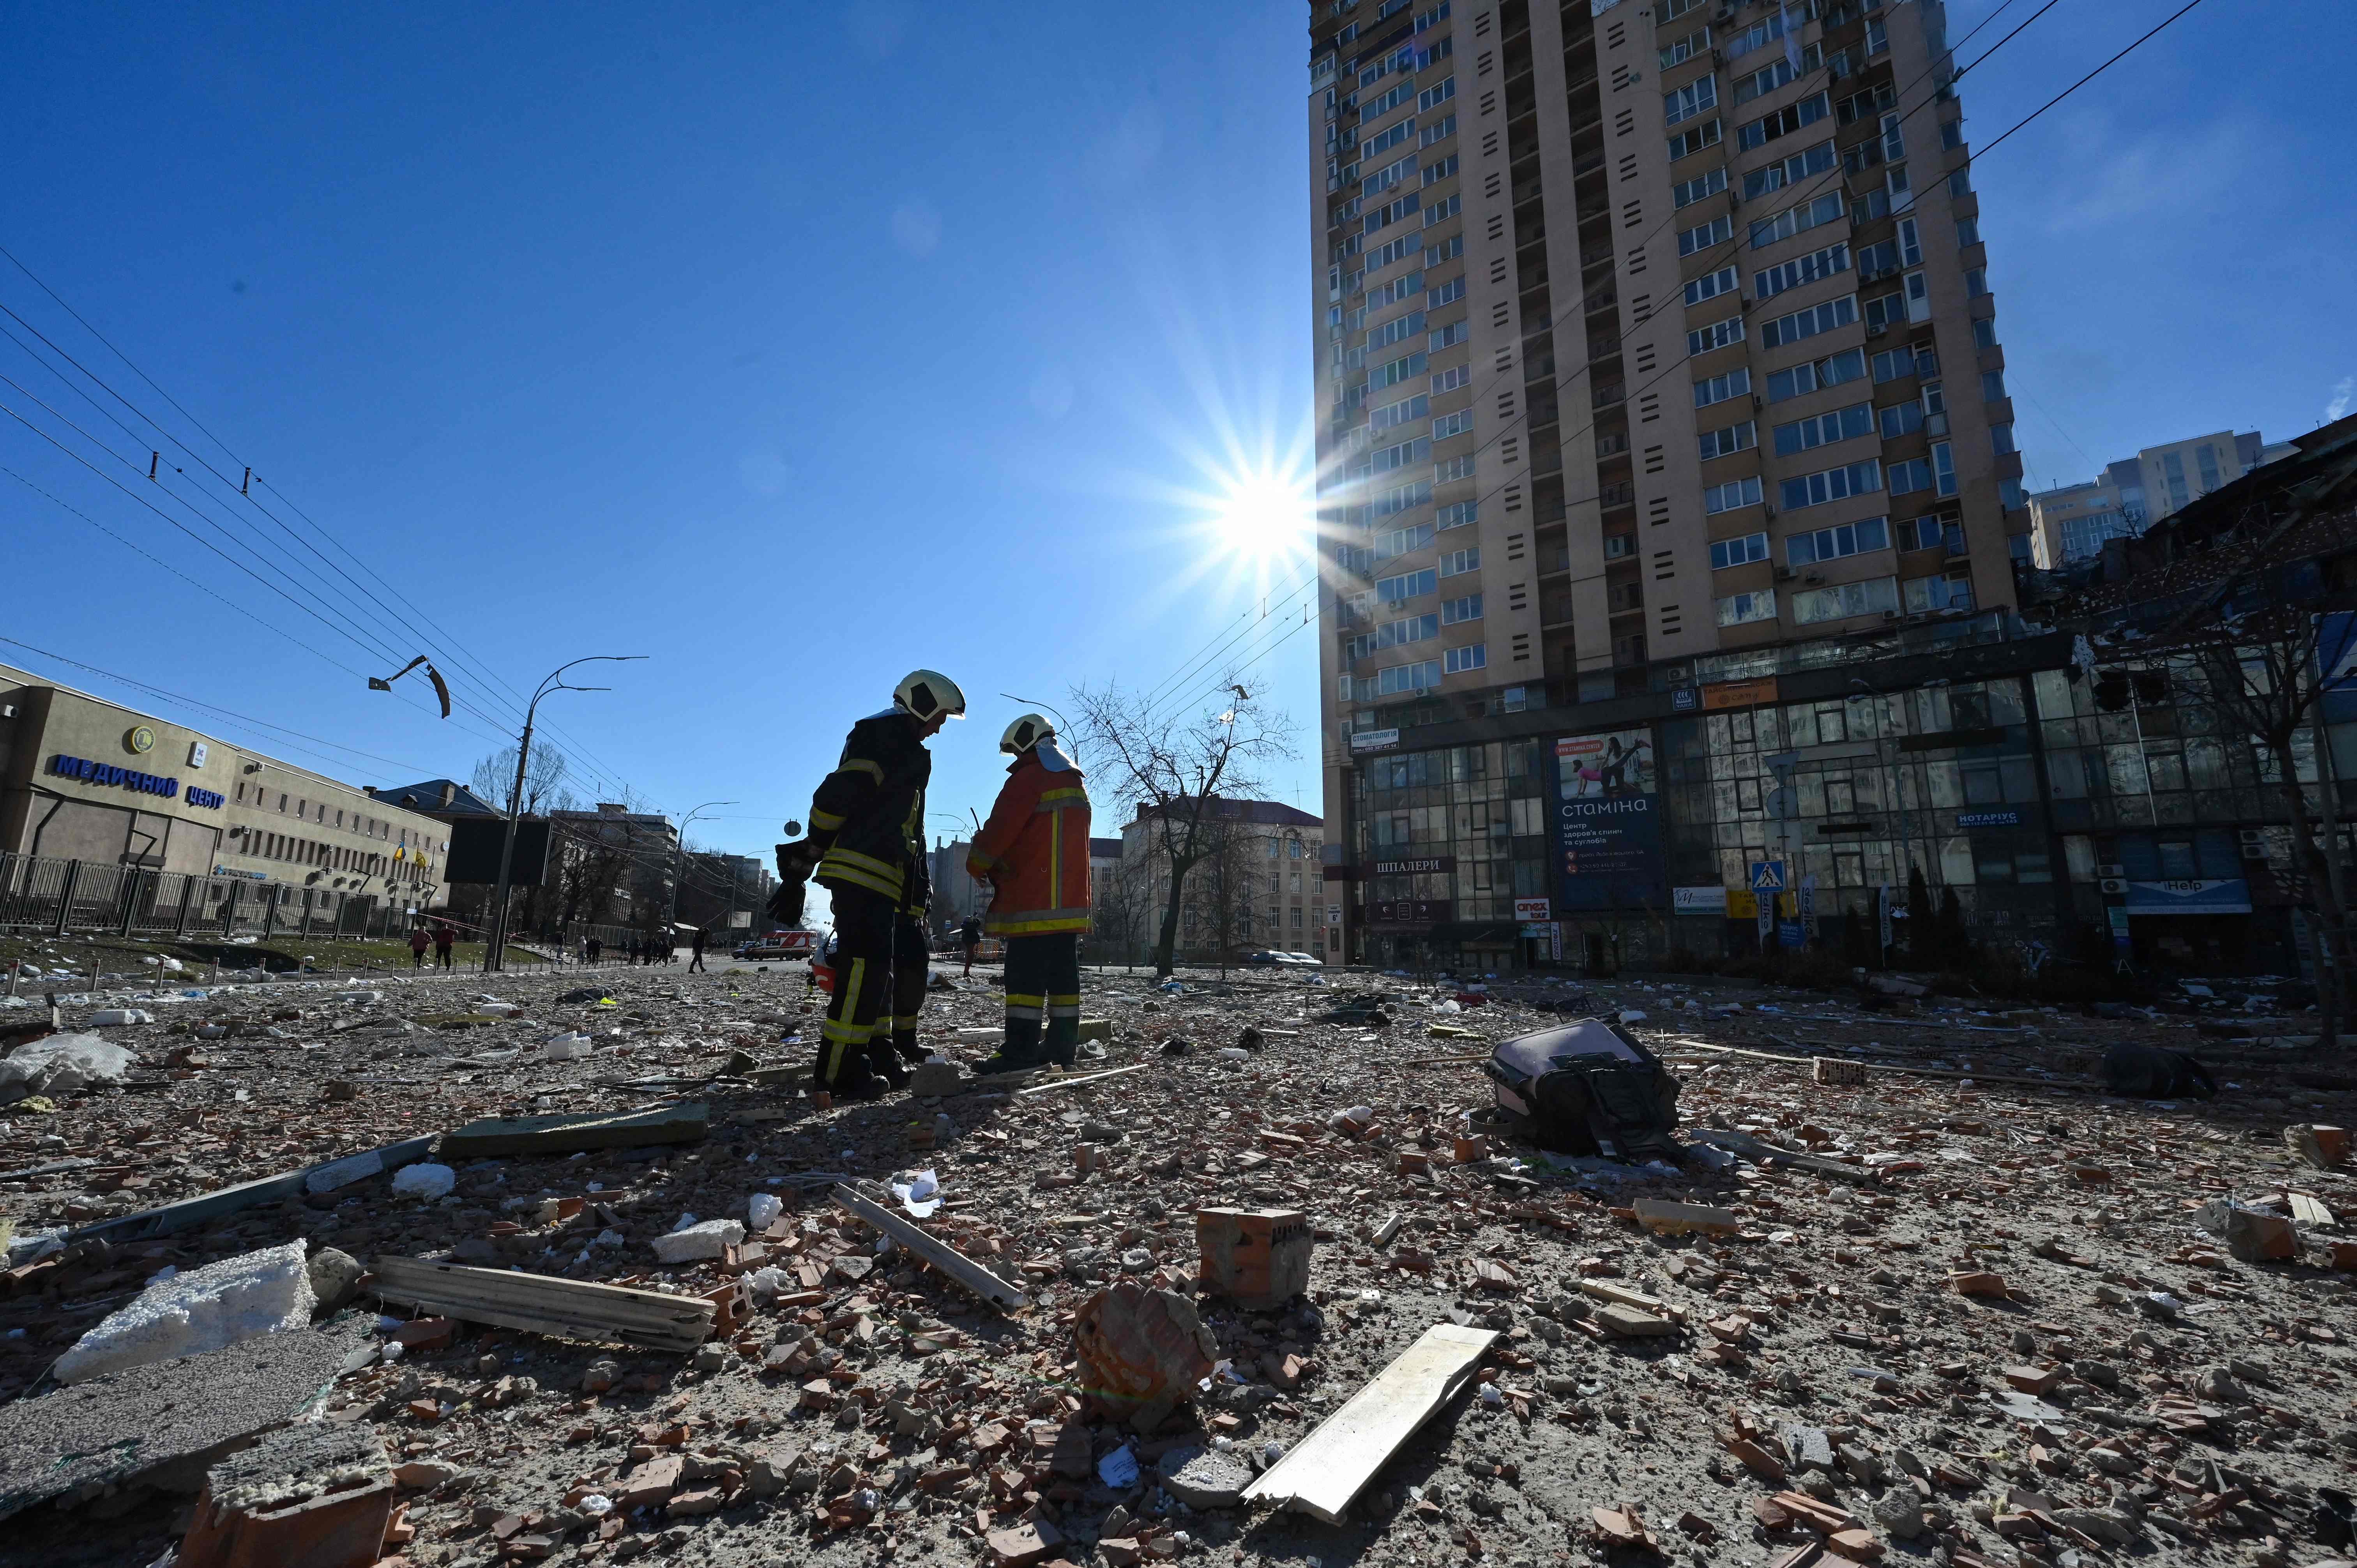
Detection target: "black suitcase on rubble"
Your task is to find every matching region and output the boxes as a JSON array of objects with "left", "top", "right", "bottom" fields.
[{"left": 1483, "top": 1017, "right": 1682, "bottom": 1161}]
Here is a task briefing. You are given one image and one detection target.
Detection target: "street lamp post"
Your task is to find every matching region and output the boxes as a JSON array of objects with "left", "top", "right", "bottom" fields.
[
  {"left": 666, "top": 800, "right": 738, "bottom": 956},
  {"left": 486, "top": 656, "right": 646, "bottom": 973}
]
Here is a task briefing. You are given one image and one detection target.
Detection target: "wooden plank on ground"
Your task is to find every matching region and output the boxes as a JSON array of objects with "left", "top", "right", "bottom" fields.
[
  {"left": 439, "top": 1102, "right": 708, "bottom": 1160},
  {"left": 830, "top": 1186, "right": 1026, "bottom": 1312},
  {"left": 1016, "top": 1063, "right": 1151, "bottom": 1096},
  {"left": 67, "top": 1135, "right": 438, "bottom": 1246},
  {"left": 1242, "top": 1322, "right": 1495, "bottom": 1523},
  {"left": 369, "top": 1256, "right": 715, "bottom": 1353}
]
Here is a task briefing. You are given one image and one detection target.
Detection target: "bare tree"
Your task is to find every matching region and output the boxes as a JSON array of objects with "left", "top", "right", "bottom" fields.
[
  {"left": 2174, "top": 610, "right": 2354, "bottom": 1048},
  {"left": 472, "top": 744, "right": 569, "bottom": 817},
  {"left": 1067, "top": 680, "right": 1295, "bottom": 977},
  {"left": 1194, "top": 814, "right": 1265, "bottom": 978},
  {"left": 1090, "top": 857, "right": 1154, "bottom": 971}
]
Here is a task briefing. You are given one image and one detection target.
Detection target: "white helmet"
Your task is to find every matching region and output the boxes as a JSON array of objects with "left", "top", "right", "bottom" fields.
[
  {"left": 894, "top": 669, "right": 966, "bottom": 724},
  {"left": 1000, "top": 713, "right": 1053, "bottom": 755}
]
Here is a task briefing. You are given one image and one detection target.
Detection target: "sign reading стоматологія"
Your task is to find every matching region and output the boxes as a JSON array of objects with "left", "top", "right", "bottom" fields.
[{"left": 1551, "top": 728, "right": 1665, "bottom": 912}]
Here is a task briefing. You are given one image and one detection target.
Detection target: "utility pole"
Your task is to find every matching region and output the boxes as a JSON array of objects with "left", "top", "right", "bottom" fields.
[
  {"left": 485, "top": 655, "right": 645, "bottom": 973},
  {"left": 666, "top": 800, "right": 737, "bottom": 957}
]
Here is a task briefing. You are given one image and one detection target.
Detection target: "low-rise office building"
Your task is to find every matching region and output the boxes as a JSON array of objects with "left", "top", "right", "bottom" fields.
[{"left": 0, "top": 662, "right": 449, "bottom": 906}]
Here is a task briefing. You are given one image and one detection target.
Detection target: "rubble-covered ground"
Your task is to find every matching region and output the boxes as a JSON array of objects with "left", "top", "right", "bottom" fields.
[{"left": 2, "top": 952, "right": 2354, "bottom": 1568}]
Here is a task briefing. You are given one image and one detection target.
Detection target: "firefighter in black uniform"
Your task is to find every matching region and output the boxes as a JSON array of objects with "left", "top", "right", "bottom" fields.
[{"left": 771, "top": 669, "right": 964, "bottom": 1098}]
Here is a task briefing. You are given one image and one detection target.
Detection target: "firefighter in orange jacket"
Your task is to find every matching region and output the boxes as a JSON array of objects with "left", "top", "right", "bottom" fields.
[{"left": 967, "top": 715, "right": 1092, "bottom": 1072}]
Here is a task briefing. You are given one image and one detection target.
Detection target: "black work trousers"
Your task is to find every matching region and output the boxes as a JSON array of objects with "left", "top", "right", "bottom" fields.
[
  {"left": 1002, "top": 932, "right": 1081, "bottom": 1067},
  {"left": 813, "top": 885, "right": 929, "bottom": 1091}
]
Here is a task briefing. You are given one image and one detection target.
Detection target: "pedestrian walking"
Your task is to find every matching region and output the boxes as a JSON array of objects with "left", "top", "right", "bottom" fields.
[
  {"left": 408, "top": 925, "right": 431, "bottom": 969},
  {"left": 432, "top": 919, "right": 456, "bottom": 970},
  {"left": 772, "top": 668, "right": 965, "bottom": 1098},
  {"left": 968, "top": 714, "right": 1092, "bottom": 1074},
  {"left": 587, "top": 936, "right": 603, "bottom": 965},
  {"left": 958, "top": 915, "right": 982, "bottom": 978},
  {"left": 689, "top": 927, "right": 706, "bottom": 972}
]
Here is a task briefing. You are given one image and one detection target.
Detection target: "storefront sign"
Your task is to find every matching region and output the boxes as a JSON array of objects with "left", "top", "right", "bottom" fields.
[
  {"left": 186, "top": 786, "right": 225, "bottom": 809},
  {"left": 1512, "top": 897, "right": 1552, "bottom": 920},
  {"left": 2124, "top": 879, "right": 2251, "bottom": 915},
  {"left": 1672, "top": 885, "right": 1727, "bottom": 913},
  {"left": 1670, "top": 687, "right": 1699, "bottom": 712},
  {"left": 1800, "top": 874, "right": 1818, "bottom": 943},
  {"left": 1956, "top": 810, "right": 2020, "bottom": 828},
  {"left": 1370, "top": 898, "right": 1451, "bottom": 929},
  {"left": 1702, "top": 676, "right": 1780, "bottom": 711},
  {"left": 1350, "top": 728, "right": 1401, "bottom": 752},
  {"left": 214, "top": 866, "right": 267, "bottom": 880},
  {"left": 1374, "top": 855, "right": 1456, "bottom": 875},
  {"left": 1551, "top": 729, "right": 1664, "bottom": 911},
  {"left": 50, "top": 752, "right": 198, "bottom": 803}
]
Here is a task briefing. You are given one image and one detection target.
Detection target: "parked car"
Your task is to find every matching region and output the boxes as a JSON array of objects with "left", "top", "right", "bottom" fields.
[{"left": 1277, "top": 951, "right": 1325, "bottom": 966}]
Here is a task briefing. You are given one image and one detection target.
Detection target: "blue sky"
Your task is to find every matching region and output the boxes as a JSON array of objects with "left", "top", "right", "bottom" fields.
[{"left": 3, "top": 0, "right": 2352, "bottom": 886}]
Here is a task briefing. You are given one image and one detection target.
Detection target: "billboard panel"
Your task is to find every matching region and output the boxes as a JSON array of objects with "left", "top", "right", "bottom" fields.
[{"left": 1551, "top": 727, "right": 1664, "bottom": 911}]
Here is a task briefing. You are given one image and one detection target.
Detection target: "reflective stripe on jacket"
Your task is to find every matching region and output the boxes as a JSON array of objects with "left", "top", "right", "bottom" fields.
[
  {"left": 967, "top": 742, "right": 1092, "bottom": 936},
  {"left": 809, "top": 708, "right": 931, "bottom": 911}
]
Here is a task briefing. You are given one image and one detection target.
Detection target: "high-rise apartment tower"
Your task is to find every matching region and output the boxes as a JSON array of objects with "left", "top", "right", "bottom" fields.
[{"left": 1309, "top": 0, "right": 2023, "bottom": 964}]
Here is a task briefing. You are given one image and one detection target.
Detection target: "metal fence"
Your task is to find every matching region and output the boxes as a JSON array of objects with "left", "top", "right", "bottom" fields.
[
  {"left": 0, "top": 853, "right": 716, "bottom": 974},
  {"left": 0, "top": 852, "right": 438, "bottom": 944}
]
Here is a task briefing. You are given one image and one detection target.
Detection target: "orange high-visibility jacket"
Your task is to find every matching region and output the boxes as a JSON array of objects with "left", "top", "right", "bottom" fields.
[{"left": 966, "top": 742, "right": 1092, "bottom": 937}]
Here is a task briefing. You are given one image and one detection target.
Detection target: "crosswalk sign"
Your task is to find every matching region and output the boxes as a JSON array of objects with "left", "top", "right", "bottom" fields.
[{"left": 1748, "top": 860, "right": 1786, "bottom": 894}]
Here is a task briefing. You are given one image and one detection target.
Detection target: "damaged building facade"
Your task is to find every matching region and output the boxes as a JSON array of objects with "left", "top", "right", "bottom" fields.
[{"left": 1307, "top": 0, "right": 2357, "bottom": 977}]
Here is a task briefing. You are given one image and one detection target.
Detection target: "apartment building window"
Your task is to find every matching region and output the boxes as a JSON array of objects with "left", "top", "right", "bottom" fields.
[
  {"left": 1375, "top": 479, "right": 1431, "bottom": 514},
  {"left": 1361, "top": 115, "right": 1418, "bottom": 160},
  {"left": 2195, "top": 444, "right": 2223, "bottom": 491},
  {"left": 1981, "top": 370, "right": 2006, "bottom": 403},
  {"left": 1667, "top": 118, "right": 1721, "bottom": 159},
  {"left": 1903, "top": 572, "right": 1974, "bottom": 613},
  {"left": 1371, "top": 392, "right": 1431, "bottom": 431},
  {"left": 1791, "top": 575, "right": 1898, "bottom": 624},
  {"left": 1371, "top": 435, "right": 1431, "bottom": 472},
  {"left": 1443, "top": 643, "right": 1488, "bottom": 674},
  {"left": 1375, "top": 522, "right": 1435, "bottom": 559},
  {"left": 1743, "top": 139, "right": 1834, "bottom": 201},
  {"left": 1766, "top": 348, "right": 1866, "bottom": 403},
  {"left": 1377, "top": 568, "right": 1437, "bottom": 602},
  {"left": 1760, "top": 294, "right": 1856, "bottom": 348},
  {"left": 1716, "top": 588, "right": 1777, "bottom": 626},
  {"left": 1754, "top": 242, "right": 1848, "bottom": 301},
  {"left": 1780, "top": 459, "right": 1882, "bottom": 511},
  {"left": 1862, "top": 290, "right": 1906, "bottom": 332},
  {"left": 1878, "top": 399, "right": 1924, "bottom": 440},
  {"left": 1887, "top": 456, "right": 1933, "bottom": 496},
  {"left": 1722, "top": 9, "right": 1789, "bottom": 61},
  {"left": 1362, "top": 152, "right": 1420, "bottom": 196},
  {"left": 1439, "top": 546, "right": 1480, "bottom": 576},
  {"left": 1673, "top": 166, "right": 1728, "bottom": 208},
  {"left": 1425, "top": 233, "right": 1463, "bottom": 268},
  {"left": 1428, "top": 317, "right": 1467, "bottom": 351},
  {"left": 1698, "top": 418, "right": 1757, "bottom": 459},
  {"left": 1872, "top": 343, "right": 1938, "bottom": 383},
  {"left": 1422, "top": 154, "right": 1458, "bottom": 185},
  {"left": 1420, "top": 113, "right": 1456, "bottom": 147},
  {"left": 1431, "top": 364, "right": 1470, "bottom": 394},
  {"left": 1788, "top": 516, "right": 1889, "bottom": 565},
  {"left": 1775, "top": 401, "right": 1872, "bottom": 454},
  {"left": 1435, "top": 500, "right": 1478, "bottom": 528},
  {"left": 1748, "top": 192, "right": 1843, "bottom": 250},
  {"left": 1418, "top": 77, "right": 1455, "bottom": 111},
  {"left": 1687, "top": 315, "right": 1745, "bottom": 355},
  {"left": 1442, "top": 592, "right": 1484, "bottom": 623},
  {"left": 1932, "top": 441, "right": 1957, "bottom": 497},
  {"left": 1369, "top": 350, "right": 1428, "bottom": 390},
  {"left": 1991, "top": 422, "right": 2016, "bottom": 456},
  {"left": 1428, "top": 275, "right": 1464, "bottom": 308},
  {"left": 1370, "top": 310, "right": 1426, "bottom": 350},
  {"left": 1664, "top": 76, "right": 1717, "bottom": 127},
  {"left": 1704, "top": 475, "right": 1764, "bottom": 514},
  {"left": 1679, "top": 214, "right": 1733, "bottom": 256},
  {"left": 1432, "top": 410, "right": 1471, "bottom": 440},
  {"left": 1694, "top": 366, "right": 1751, "bottom": 408},
  {"left": 1684, "top": 264, "right": 1739, "bottom": 305},
  {"left": 1376, "top": 659, "right": 1444, "bottom": 695},
  {"left": 1659, "top": 25, "right": 1710, "bottom": 69},
  {"left": 1737, "top": 90, "right": 1829, "bottom": 151},
  {"left": 1732, "top": 48, "right": 1819, "bottom": 106},
  {"left": 1710, "top": 531, "right": 1770, "bottom": 569},
  {"left": 1434, "top": 454, "right": 1475, "bottom": 482}
]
